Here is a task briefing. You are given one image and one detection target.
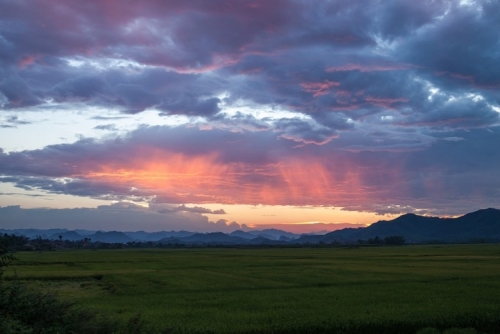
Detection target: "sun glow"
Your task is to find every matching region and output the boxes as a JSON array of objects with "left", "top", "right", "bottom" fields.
[{"left": 75, "top": 148, "right": 376, "bottom": 208}]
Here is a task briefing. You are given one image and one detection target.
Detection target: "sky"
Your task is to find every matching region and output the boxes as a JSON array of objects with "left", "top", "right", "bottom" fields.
[{"left": 0, "top": 0, "right": 499, "bottom": 233}]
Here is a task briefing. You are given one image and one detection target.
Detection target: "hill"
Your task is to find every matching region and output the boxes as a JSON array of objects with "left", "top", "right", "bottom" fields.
[
  {"left": 2, "top": 208, "right": 499, "bottom": 245},
  {"left": 88, "top": 231, "right": 133, "bottom": 243},
  {"left": 294, "top": 208, "right": 500, "bottom": 243}
]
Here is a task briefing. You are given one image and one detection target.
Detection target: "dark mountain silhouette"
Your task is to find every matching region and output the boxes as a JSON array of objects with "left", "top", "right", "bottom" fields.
[
  {"left": 124, "top": 230, "right": 195, "bottom": 241},
  {"left": 88, "top": 231, "right": 133, "bottom": 243},
  {"left": 229, "top": 229, "right": 301, "bottom": 240},
  {"left": 229, "top": 230, "right": 258, "bottom": 239},
  {"left": 0, "top": 228, "right": 69, "bottom": 239},
  {"left": 293, "top": 208, "right": 500, "bottom": 243},
  {"left": 247, "top": 229, "right": 300, "bottom": 240},
  {"left": 2, "top": 209, "right": 499, "bottom": 245},
  {"left": 160, "top": 232, "right": 249, "bottom": 245},
  {"left": 49, "top": 231, "right": 84, "bottom": 241}
]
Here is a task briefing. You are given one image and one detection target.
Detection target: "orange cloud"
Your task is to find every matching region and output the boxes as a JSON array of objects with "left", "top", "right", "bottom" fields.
[
  {"left": 83, "top": 150, "right": 233, "bottom": 202},
  {"left": 76, "top": 147, "right": 376, "bottom": 207}
]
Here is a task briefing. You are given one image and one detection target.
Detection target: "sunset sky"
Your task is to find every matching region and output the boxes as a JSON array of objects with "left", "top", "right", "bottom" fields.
[{"left": 0, "top": 0, "right": 499, "bottom": 233}]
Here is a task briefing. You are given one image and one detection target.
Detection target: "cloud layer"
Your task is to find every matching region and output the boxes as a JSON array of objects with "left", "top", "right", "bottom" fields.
[
  {"left": 0, "top": 203, "right": 239, "bottom": 232},
  {"left": 1, "top": 0, "right": 499, "bottom": 217}
]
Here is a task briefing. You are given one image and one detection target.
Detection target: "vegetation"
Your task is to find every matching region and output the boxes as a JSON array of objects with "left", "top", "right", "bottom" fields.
[
  {"left": 2, "top": 243, "right": 500, "bottom": 333},
  {"left": 0, "top": 235, "right": 160, "bottom": 333}
]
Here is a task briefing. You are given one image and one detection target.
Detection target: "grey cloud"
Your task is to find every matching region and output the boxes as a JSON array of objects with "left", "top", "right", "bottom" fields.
[
  {"left": 210, "top": 112, "right": 270, "bottom": 132},
  {"left": 127, "top": 125, "right": 289, "bottom": 164},
  {"left": 274, "top": 118, "right": 338, "bottom": 145},
  {"left": 158, "top": 97, "right": 221, "bottom": 117},
  {"left": 53, "top": 76, "right": 108, "bottom": 101},
  {"left": 397, "top": 1, "right": 500, "bottom": 88},
  {"left": 114, "top": 84, "right": 159, "bottom": 114},
  {"left": 1, "top": 115, "right": 31, "bottom": 128},
  {"left": 162, "top": 204, "right": 226, "bottom": 215},
  {"left": 0, "top": 204, "right": 239, "bottom": 232},
  {"left": 1, "top": 0, "right": 498, "bottom": 138},
  {"left": 401, "top": 96, "right": 499, "bottom": 128},
  {"left": 0, "top": 176, "right": 140, "bottom": 200},
  {"left": 0, "top": 75, "right": 40, "bottom": 108},
  {"left": 312, "top": 112, "right": 354, "bottom": 130},
  {"left": 94, "top": 124, "right": 117, "bottom": 131}
]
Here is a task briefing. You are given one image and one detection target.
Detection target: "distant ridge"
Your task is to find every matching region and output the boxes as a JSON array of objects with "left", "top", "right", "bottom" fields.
[
  {"left": 88, "top": 231, "right": 133, "bottom": 243},
  {"left": 2, "top": 208, "right": 499, "bottom": 245},
  {"left": 293, "top": 208, "right": 500, "bottom": 243},
  {"left": 49, "top": 231, "right": 83, "bottom": 241}
]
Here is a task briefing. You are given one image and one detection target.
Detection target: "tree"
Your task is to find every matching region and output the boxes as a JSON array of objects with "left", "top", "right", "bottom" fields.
[
  {"left": 384, "top": 235, "right": 405, "bottom": 245},
  {"left": 368, "top": 236, "right": 382, "bottom": 245}
]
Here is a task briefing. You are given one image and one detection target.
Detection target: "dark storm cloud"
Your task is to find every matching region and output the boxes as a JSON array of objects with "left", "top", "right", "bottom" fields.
[
  {"left": 52, "top": 76, "right": 107, "bottom": 101},
  {"left": 1, "top": 0, "right": 499, "bottom": 215},
  {"left": 113, "top": 84, "right": 160, "bottom": 114},
  {"left": 0, "top": 75, "right": 40, "bottom": 108},
  {"left": 0, "top": 175, "right": 141, "bottom": 200},
  {"left": 398, "top": 0, "right": 500, "bottom": 88},
  {"left": 158, "top": 97, "right": 221, "bottom": 117},
  {"left": 1, "top": 0, "right": 498, "bottom": 130}
]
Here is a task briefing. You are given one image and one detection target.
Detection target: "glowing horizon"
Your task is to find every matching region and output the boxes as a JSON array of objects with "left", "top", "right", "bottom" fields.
[{"left": 1, "top": 0, "right": 499, "bottom": 233}]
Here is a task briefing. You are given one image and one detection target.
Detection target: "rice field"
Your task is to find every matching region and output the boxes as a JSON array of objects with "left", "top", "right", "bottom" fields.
[{"left": 6, "top": 244, "right": 500, "bottom": 333}]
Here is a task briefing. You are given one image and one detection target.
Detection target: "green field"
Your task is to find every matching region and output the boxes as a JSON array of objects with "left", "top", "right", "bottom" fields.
[{"left": 6, "top": 245, "right": 500, "bottom": 333}]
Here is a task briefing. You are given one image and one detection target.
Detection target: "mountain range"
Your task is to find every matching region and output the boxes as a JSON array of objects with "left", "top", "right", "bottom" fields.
[{"left": 1, "top": 208, "right": 499, "bottom": 244}]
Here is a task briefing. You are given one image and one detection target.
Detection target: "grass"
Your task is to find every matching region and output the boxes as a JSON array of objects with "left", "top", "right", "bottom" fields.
[{"left": 6, "top": 244, "right": 500, "bottom": 333}]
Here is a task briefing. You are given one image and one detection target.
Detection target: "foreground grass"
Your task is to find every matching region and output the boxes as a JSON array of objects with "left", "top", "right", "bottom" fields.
[{"left": 6, "top": 244, "right": 500, "bottom": 333}]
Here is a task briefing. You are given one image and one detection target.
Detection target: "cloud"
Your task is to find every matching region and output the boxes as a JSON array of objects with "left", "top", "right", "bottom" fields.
[
  {"left": 0, "top": 124, "right": 499, "bottom": 216},
  {"left": 398, "top": 1, "right": 500, "bottom": 88},
  {"left": 53, "top": 76, "right": 107, "bottom": 101},
  {"left": 93, "top": 124, "right": 117, "bottom": 131},
  {"left": 274, "top": 118, "right": 339, "bottom": 145},
  {"left": 1, "top": 0, "right": 499, "bottom": 217},
  {"left": 0, "top": 115, "right": 31, "bottom": 128},
  {"left": 158, "top": 97, "right": 221, "bottom": 117},
  {"left": 1, "top": 0, "right": 498, "bottom": 132},
  {"left": 160, "top": 204, "right": 226, "bottom": 215},
  {"left": 0, "top": 203, "right": 239, "bottom": 232},
  {"left": 0, "top": 75, "right": 40, "bottom": 108}
]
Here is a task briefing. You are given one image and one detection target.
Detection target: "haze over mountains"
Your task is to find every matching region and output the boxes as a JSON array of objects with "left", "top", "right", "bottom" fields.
[{"left": 2, "top": 209, "right": 499, "bottom": 245}]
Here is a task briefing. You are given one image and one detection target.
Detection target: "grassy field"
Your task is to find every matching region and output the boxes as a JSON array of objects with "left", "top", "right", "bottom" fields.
[{"left": 6, "top": 245, "right": 500, "bottom": 333}]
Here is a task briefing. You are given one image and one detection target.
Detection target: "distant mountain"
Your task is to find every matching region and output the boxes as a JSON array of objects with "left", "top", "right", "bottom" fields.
[
  {"left": 229, "top": 230, "right": 258, "bottom": 240},
  {"left": 0, "top": 228, "right": 69, "bottom": 239},
  {"left": 124, "top": 230, "right": 195, "bottom": 241},
  {"left": 247, "top": 229, "right": 300, "bottom": 240},
  {"left": 49, "top": 231, "right": 84, "bottom": 241},
  {"left": 159, "top": 232, "right": 248, "bottom": 245},
  {"left": 294, "top": 208, "right": 500, "bottom": 243},
  {"left": 88, "top": 231, "right": 133, "bottom": 243},
  {"left": 2, "top": 209, "right": 499, "bottom": 245}
]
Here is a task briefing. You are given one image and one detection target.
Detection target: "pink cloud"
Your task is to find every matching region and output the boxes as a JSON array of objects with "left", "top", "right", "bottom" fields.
[
  {"left": 18, "top": 55, "right": 37, "bottom": 68},
  {"left": 364, "top": 96, "right": 409, "bottom": 108},
  {"left": 300, "top": 80, "right": 340, "bottom": 97},
  {"left": 435, "top": 71, "right": 475, "bottom": 84},
  {"left": 326, "top": 63, "right": 416, "bottom": 73}
]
